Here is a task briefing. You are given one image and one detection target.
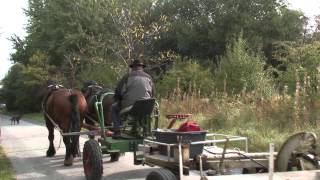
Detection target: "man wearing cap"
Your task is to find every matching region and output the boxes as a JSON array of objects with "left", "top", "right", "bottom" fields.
[{"left": 112, "top": 59, "right": 155, "bottom": 138}]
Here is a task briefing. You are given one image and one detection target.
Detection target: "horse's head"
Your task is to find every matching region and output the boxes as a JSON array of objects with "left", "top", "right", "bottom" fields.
[
  {"left": 81, "top": 80, "right": 103, "bottom": 98},
  {"left": 81, "top": 80, "right": 97, "bottom": 92}
]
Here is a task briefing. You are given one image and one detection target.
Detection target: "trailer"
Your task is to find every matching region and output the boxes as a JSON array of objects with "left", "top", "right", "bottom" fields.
[{"left": 81, "top": 92, "right": 320, "bottom": 180}]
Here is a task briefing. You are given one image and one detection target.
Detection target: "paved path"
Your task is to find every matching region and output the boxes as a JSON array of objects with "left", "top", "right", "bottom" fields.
[{"left": 0, "top": 115, "right": 155, "bottom": 180}]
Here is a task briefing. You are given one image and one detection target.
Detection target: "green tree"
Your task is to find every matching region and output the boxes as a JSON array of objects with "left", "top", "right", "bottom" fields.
[
  {"left": 279, "top": 41, "right": 320, "bottom": 94},
  {"left": 215, "top": 37, "right": 274, "bottom": 96},
  {"left": 154, "top": 0, "right": 306, "bottom": 64},
  {"left": 1, "top": 51, "right": 60, "bottom": 112},
  {"left": 157, "top": 59, "right": 215, "bottom": 97}
]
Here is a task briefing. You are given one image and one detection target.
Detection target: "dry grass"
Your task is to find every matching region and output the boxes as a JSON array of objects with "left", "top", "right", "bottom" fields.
[{"left": 159, "top": 83, "right": 320, "bottom": 152}]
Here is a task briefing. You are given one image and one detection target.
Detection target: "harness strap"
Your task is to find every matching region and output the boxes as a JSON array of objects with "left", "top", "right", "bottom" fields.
[{"left": 44, "top": 111, "right": 63, "bottom": 134}]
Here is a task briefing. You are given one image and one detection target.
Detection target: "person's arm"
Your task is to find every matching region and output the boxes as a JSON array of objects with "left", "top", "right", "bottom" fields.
[
  {"left": 114, "top": 74, "right": 129, "bottom": 102},
  {"left": 150, "top": 78, "right": 156, "bottom": 98}
]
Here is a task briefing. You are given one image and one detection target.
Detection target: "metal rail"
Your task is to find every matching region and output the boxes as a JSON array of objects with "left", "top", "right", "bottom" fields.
[
  {"left": 143, "top": 133, "right": 248, "bottom": 162},
  {"left": 206, "top": 133, "right": 248, "bottom": 152},
  {"left": 94, "top": 92, "right": 115, "bottom": 138},
  {"left": 144, "top": 139, "right": 177, "bottom": 161}
]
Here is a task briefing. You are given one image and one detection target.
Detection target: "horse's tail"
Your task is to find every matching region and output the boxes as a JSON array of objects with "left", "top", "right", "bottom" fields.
[
  {"left": 69, "top": 94, "right": 80, "bottom": 157},
  {"left": 69, "top": 94, "right": 80, "bottom": 133}
]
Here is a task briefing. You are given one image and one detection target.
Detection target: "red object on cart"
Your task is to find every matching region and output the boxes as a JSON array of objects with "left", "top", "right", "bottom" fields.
[
  {"left": 105, "top": 130, "right": 113, "bottom": 137},
  {"left": 177, "top": 121, "right": 201, "bottom": 132}
]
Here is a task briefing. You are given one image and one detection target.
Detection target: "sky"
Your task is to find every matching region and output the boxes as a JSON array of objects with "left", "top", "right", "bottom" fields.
[
  {"left": 0, "top": 1, "right": 319, "bottom": 81},
  {"left": 0, "top": 0, "right": 28, "bottom": 80}
]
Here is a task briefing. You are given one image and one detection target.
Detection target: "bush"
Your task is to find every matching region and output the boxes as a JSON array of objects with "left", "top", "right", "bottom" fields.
[
  {"left": 157, "top": 59, "right": 215, "bottom": 97},
  {"left": 215, "top": 37, "right": 275, "bottom": 97}
]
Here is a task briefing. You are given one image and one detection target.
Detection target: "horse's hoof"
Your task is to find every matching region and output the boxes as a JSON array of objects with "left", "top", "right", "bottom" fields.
[
  {"left": 73, "top": 153, "right": 80, "bottom": 158},
  {"left": 64, "top": 155, "right": 74, "bottom": 166},
  {"left": 46, "top": 150, "right": 56, "bottom": 157}
]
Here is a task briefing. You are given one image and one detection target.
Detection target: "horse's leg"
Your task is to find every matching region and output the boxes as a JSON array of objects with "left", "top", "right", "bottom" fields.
[
  {"left": 71, "top": 135, "right": 80, "bottom": 157},
  {"left": 63, "top": 136, "right": 73, "bottom": 166},
  {"left": 45, "top": 118, "right": 56, "bottom": 157}
]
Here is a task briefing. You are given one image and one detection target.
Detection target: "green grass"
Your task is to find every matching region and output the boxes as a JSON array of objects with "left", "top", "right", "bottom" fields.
[
  {"left": 0, "top": 146, "right": 15, "bottom": 180},
  {"left": 0, "top": 111, "right": 44, "bottom": 125},
  {"left": 22, "top": 113, "right": 45, "bottom": 125}
]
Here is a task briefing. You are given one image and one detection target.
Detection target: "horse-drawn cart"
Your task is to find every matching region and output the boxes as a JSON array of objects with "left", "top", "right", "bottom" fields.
[{"left": 81, "top": 92, "right": 320, "bottom": 180}]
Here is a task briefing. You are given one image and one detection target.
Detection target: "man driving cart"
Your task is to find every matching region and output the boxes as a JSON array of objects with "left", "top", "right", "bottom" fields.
[{"left": 111, "top": 59, "right": 156, "bottom": 138}]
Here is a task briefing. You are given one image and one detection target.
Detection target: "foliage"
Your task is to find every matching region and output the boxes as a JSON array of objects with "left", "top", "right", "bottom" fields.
[
  {"left": 215, "top": 37, "right": 274, "bottom": 96},
  {"left": 278, "top": 41, "right": 320, "bottom": 94},
  {"left": 157, "top": 59, "right": 215, "bottom": 97},
  {"left": 1, "top": 51, "right": 61, "bottom": 112},
  {"left": 154, "top": 0, "right": 306, "bottom": 63},
  {"left": 1, "top": 0, "right": 312, "bottom": 113},
  {"left": 106, "top": 0, "right": 170, "bottom": 64},
  {"left": 77, "top": 62, "right": 120, "bottom": 90}
]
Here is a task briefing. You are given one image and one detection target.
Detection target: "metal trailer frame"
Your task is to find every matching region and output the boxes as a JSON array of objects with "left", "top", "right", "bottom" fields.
[
  {"left": 142, "top": 133, "right": 250, "bottom": 178},
  {"left": 140, "top": 132, "right": 320, "bottom": 180}
]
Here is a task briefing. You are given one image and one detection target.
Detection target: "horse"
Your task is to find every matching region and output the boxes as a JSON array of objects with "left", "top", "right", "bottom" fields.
[
  {"left": 43, "top": 84, "right": 87, "bottom": 166},
  {"left": 81, "top": 81, "right": 113, "bottom": 128}
]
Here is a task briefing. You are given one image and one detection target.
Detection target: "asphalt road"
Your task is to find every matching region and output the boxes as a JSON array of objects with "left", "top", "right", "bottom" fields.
[{"left": 0, "top": 115, "right": 155, "bottom": 180}]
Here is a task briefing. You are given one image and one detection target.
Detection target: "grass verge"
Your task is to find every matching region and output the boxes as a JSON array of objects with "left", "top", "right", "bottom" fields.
[
  {"left": 0, "top": 146, "right": 15, "bottom": 180},
  {"left": 22, "top": 113, "right": 44, "bottom": 125}
]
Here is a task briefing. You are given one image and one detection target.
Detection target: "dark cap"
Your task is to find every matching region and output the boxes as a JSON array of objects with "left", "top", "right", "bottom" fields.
[{"left": 129, "top": 59, "right": 145, "bottom": 68}]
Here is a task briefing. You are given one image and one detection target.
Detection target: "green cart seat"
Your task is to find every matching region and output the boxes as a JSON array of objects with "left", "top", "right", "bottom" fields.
[{"left": 120, "top": 98, "right": 156, "bottom": 137}]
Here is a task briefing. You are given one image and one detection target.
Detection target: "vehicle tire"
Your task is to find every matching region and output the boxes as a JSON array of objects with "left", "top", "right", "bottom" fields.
[
  {"left": 83, "top": 139, "right": 103, "bottom": 180},
  {"left": 110, "top": 152, "right": 120, "bottom": 162},
  {"left": 146, "top": 168, "right": 177, "bottom": 180}
]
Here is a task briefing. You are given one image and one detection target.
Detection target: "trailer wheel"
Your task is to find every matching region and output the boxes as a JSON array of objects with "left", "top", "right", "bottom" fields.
[
  {"left": 146, "top": 169, "right": 177, "bottom": 180},
  {"left": 110, "top": 152, "right": 120, "bottom": 162},
  {"left": 83, "top": 139, "right": 103, "bottom": 180}
]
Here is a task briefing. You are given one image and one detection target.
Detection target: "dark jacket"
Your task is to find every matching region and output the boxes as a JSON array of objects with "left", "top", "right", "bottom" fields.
[{"left": 114, "top": 69, "right": 155, "bottom": 108}]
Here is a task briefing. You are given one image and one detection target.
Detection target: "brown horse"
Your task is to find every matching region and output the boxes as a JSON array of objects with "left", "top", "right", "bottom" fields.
[
  {"left": 81, "top": 81, "right": 113, "bottom": 127},
  {"left": 43, "top": 85, "right": 87, "bottom": 166}
]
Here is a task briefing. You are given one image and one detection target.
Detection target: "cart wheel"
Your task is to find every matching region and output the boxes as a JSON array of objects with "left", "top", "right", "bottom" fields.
[
  {"left": 146, "top": 168, "right": 177, "bottom": 180},
  {"left": 83, "top": 139, "right": 103, "bottom": 180},
  {"left": 110, "top": 152, "right": 120, "bottom": 162}
]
